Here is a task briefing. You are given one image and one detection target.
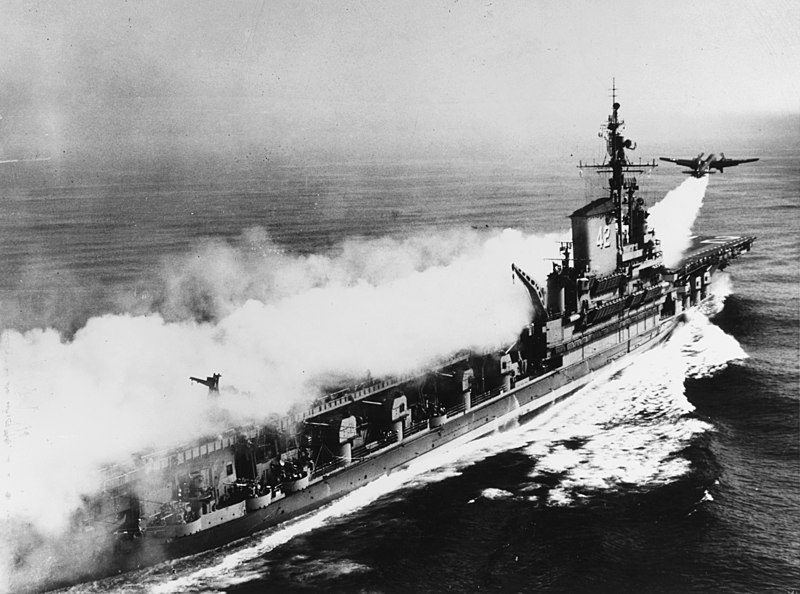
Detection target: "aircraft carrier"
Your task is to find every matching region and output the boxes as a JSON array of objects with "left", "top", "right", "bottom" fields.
[{"left": 46, "top": 91, "right": 755, "bottom": 588}]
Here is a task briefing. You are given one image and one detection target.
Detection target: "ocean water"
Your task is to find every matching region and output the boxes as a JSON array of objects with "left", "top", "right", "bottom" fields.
[{"left": 1, "top": 141, "right": 798, "bottom": 593}]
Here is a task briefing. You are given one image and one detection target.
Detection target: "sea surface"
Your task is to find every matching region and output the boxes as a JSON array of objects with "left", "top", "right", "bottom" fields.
[{"left": 1, "top": 139, "right": 798, "bottom": 593}]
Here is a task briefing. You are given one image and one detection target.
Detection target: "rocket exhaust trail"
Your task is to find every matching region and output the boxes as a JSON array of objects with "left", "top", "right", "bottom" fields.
[{"left": 648, "top": 175, "right": 710, "bottom": 267}]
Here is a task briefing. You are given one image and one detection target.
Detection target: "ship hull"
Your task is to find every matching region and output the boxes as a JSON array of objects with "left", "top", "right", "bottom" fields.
[{"left": 116, "top": 311, "right": 678, "bottom": 573}]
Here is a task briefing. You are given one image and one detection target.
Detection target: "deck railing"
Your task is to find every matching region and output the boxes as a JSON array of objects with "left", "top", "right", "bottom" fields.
[
  {"left": 470, "top": 386, "right": 505, "bottom": 408},
  {"left": 307, "top": 386, "right": 517, "bottom": 482},
  {"left": 311, "top": 459, "right": 342, "bottom": 478},
  {"left": 406, "top": 420, "right": 429, "bottom": 437},
  {"left": 446, "top": 402, "right": 466, "bottom": 418}
]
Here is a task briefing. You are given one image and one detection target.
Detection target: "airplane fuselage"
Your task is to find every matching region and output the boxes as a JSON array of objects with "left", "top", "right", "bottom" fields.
[
  {"left": 695, "top": 153, "right": 715, "bottom": 177},
  {"left": 660, "top": 151, "right": 758, "bottom": 177}
]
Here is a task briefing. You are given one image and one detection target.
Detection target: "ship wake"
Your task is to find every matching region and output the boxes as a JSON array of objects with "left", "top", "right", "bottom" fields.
[
  {"left": 523, "top": 309, "right": 746, "bottom": 507},
  {"left": 412, "top": 291, "right": 746, "bottom": 507}
]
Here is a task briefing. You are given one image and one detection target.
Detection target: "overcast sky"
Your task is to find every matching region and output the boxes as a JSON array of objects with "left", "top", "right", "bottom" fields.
[{"left": 0, "top": 1, "right": 797, "bottom": 167}]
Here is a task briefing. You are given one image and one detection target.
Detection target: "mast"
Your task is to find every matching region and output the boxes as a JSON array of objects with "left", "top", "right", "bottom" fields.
[
  {"left": 608, "top": 81, "right": 625, "bottom": 259},
  {"left": 579, "top": 80, "right": 657, "bottom": 271}
]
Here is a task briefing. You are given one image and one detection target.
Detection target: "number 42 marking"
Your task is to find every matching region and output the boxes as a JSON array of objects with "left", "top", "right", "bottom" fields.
[{"left": 596, "top": 225, "right": 611, "bottom": 249}]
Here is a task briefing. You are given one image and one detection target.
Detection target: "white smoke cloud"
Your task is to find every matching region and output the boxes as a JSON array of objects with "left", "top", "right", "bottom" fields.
[
  {"left": 144, "top": 227, "right": 509, "bottom": 324},
  {"left": 0, "top": 175, "right": 710, "bottom": 589},
  {"left": 648, "top": 175, "right": 709, "bottom": 267},
  {"left": 0, "top": 227, "right": 562, "bottom": 541}
]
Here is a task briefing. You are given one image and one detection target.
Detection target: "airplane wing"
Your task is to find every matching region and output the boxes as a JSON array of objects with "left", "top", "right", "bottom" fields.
[
  {"left": 717, "top": 157, "right": 759, "bottom": 167},
  {"left": 659, "top": 157, "right": 696, "bottom": 167}
]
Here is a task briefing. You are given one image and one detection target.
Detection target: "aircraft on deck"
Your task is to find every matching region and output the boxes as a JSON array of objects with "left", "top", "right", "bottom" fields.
[{"left": 659, "top": 153, "right": 758, "bottom": 177}]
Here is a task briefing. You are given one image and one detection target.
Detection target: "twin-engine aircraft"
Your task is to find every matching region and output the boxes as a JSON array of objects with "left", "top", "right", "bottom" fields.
[{"left": 659, "top": 152, "right": 759, "bottom": 177}]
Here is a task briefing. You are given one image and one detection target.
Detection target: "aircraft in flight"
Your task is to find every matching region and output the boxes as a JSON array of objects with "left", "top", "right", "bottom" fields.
[{"left": 659, "top": 153, "right": 759, "bottom": 177}]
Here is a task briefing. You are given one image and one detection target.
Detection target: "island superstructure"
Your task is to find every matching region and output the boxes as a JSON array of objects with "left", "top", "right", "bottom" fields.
[{"left": 46, "top": 91, "right": 755, "bottom": 588}]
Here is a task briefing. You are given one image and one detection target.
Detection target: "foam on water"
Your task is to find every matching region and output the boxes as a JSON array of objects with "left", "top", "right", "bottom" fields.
[
  {"left": 519, "top": 293, "right": 746, "bottom": 507},
  {"left": 479, "top": 488, "right": 515, "bottom": 500}
]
